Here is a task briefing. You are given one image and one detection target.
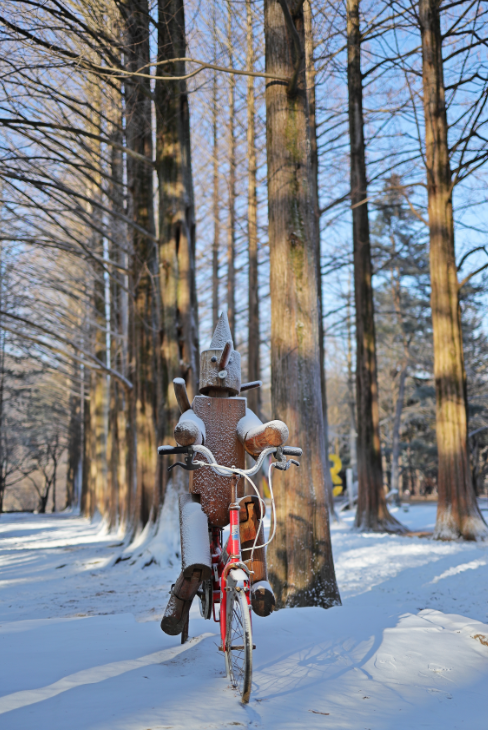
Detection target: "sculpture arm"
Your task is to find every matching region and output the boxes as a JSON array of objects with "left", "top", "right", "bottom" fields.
[
  {"left": 174, "top": 409, "right": 206, "bottom": 447},
  {"left": 237, "top": 408, "right": 289, "bottom": 457}
]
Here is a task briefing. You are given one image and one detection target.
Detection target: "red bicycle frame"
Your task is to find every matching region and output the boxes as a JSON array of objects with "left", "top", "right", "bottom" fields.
[{"left": 209, "top": 477, "right": 252, "bottom": 649}]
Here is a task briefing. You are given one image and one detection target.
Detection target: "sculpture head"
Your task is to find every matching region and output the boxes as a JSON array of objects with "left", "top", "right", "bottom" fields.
[{"left": 199, "top": 311, "right": 241, "bottom": 397}]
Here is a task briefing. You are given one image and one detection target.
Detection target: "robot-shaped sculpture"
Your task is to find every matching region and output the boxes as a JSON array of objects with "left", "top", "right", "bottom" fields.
[{"left": 161, "top": 312, "right": 289, "bottom": 635}]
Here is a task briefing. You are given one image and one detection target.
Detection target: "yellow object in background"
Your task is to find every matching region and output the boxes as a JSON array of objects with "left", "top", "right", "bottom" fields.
[
  {"left": 329, "top": 453, "right": 343, "bottom": 495},
  {"left": 329, "top": 453, "right": 343, "bottom": 484}
]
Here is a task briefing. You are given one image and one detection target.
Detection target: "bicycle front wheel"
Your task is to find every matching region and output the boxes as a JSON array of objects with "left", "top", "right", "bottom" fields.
[{"left": 225, "top": 588, "right": 253, "bottom": 703}]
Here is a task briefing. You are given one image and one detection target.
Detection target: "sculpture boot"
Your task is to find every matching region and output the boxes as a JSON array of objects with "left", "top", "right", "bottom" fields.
[
  {"left": 161, "top": 494, "right": 212, "bottom": 636},
  {"left": 160, "top": 568, "right": 203, "bottom": 635},
  {"left": 239, "top": 495, "right": 276, "bottom": 617}
]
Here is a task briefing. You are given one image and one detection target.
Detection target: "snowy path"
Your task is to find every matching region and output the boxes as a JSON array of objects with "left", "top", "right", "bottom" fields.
[{"left": 1, "top": 506, "right": 488, "bottom": 729}]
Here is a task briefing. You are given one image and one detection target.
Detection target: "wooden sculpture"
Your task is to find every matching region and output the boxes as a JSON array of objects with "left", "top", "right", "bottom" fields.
[{"left": 161, "top": 312, "right": 289, "bottom": 636}]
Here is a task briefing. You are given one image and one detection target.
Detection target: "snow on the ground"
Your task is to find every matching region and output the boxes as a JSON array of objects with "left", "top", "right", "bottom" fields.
[{"left": 1, "top": 503, "right": 488, "bottom": 729}]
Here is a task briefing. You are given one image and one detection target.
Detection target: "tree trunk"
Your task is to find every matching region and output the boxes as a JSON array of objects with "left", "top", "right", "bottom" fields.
[
  {"left": 347, "top": 0, "right": 402, "bottom": 532},
  {"left": 107, "top": 83, "right": 130, "bottom": 531},
  {"left": 80, "top": 366, "right": 92, "bottom": 516},
  {"left": 51, "top": 441, "right": 58, "bottom": 513},
  {"left": 38, "top": 491, "right": 48, "bottom": 514},
  {"left": 0, "top": 278, "right": 6, "bottom": 514},
  {"left": 212, "top": 46, "right": 220, "bottom": 331},
  {"left": 156, "top": 0, "right": 200, "bottom": 464},
  {"left": 304, "top": 0, "right": 336, "bottom": 518},
  {"left": 346, "top": 278, "right": 357, "bottom": 475},
  {"left": 124, "top": 0, "right": 159, "bottom": 529},
  {"left": 65, "top": 371, "right": 82, "bottom": 510},
  {"left": 390, "top": 362, "right": 407, "bottom": 495},
  {"left": 226, "top": 0, "right": 236, "bottom": 340},
  {"left": 265, "top": 0, "right": 341, "bottom": 608},
  {"left": 419, "top": 0, "right": 487, "bottom": 539},
  {"left": 246, "top": 0, "right": 261, "bottom": 417}
]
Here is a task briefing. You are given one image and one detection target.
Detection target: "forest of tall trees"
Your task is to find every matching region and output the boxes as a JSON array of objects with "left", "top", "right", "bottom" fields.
[{"left": 1, "top": 0, "right": 488, "bottom": 597}]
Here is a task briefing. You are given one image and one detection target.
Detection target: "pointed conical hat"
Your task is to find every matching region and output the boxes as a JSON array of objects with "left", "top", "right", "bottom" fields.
[
  {"left": 210, "top": 311, "right": 234, "bottom": 349},
  {"left": 200, "top": 310, "right": 240, "bottom": 395}
]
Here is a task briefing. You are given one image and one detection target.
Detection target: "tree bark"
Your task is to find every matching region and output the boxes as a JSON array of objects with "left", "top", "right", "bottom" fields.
[
  {"left": 226, "top": 0, "right": 236, "bottom": 340},
  {"left": 419, "top": 0, "right": 487, "bottom": 539},
  {"left": 347, "top": 0, "right": 403, "bottom": 532},
  {"left": 124, "top": 0, "right": 159, "bottom": 529},
  {"left": 156, "top": 0, "right": 199, "bottom": 465},
  {"left": 0, "top": 271, "right": 6, "bottom": 514},
  {"left": 346, "top": 278, "right": 357, "bottom": 476},
  {"left": 246, "top": 0, "right": 261, "bottom": 417},
  {"left": 212, "top": 46, "right": 220, "bottom": 331},
  {"left": 390, "top": 361, "right": 407, "bottom": 495},
  {"left": 265, "top": 0, "right": 341, "bottom": 608},
  {"left": 304, "top": 0, "right": 336, "bottom": 518},
  {"left": 65, "top": 373, "right": 82, "bottom": 509},
  {"left": 107, "top": 80, "right": 130, "bottom": 530}
]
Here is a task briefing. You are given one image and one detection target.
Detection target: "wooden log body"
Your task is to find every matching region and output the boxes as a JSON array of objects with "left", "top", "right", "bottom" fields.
[{"left": 190, "top": 395, "right": 246, "bottom": 526}]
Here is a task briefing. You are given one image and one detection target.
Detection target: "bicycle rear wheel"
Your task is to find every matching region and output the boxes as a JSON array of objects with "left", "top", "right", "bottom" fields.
[{"left": 225, "top": 588, "right": 253, "bottom": 703}]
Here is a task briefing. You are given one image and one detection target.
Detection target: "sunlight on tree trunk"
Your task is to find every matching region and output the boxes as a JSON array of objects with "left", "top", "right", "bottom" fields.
[
  {"left": 304, "top": 0, "right": 336, "bottom": 519},
  {"left": 347, "top": 0, "right": 404, "bottom": 532},
  {"left": 226, "top": 0, "right": 236, "bottom": 340},
  {"left": 265, "top": 0, "right": 341, "bottom": 608},
  {"left": 246, "top": 0, "right": 261, "bottom": 417},
  {"left": 125, "top": 0, "right": 159, "bottom": 529},
  {"left": 419, "top": 0, "right": 487, "bottom": 540}
]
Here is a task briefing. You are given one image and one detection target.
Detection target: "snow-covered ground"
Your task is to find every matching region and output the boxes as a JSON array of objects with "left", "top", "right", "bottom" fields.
[{"left": 1, "top": 503, "right": 488, "bottom": 729}]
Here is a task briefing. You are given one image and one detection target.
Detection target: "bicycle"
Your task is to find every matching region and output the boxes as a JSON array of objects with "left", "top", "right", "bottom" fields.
[{"left": 158, "top": 442, "right": 302, "bottom": 703}]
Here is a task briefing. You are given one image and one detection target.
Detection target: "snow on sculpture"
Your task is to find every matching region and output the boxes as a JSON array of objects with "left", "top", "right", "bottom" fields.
[{"left": 161, "top": 311, "right": 289, "bottom": 636}]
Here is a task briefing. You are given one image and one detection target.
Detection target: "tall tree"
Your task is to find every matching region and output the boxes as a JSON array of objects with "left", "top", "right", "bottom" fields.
[
  {"left": 304, "top": 0, "right": 336, "bottom": 516},
  {"left": 246, "top": 0, "right": 261, "bottom": 416},
  {"left": 65, "top": 368, "right": 83, "bottom": 510},
  {"left": 156, "top": 0, "right": 200, "bottom": 453},
  {"left": 419, "top": 0, "right": 487, "bottom": 539},
  {"left": 265, "top": 0, "right": 341, "bottom": 608},
  {"left": 212, "top": 65, "right": 220, "bottom": 332},
  {"left": 123, "top": 0, "right": 159, "bottom": 528},
  {"left": 226, "top": 0, "right": 237, "bottom": 340},
  {"left": 346, "top": 0, "right": 403, "bottom": 531}
]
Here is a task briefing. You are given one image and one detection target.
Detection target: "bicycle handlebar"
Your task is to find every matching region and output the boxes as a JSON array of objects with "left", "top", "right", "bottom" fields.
[
  {"left": 282, "top": 446, "right": 302, "bottom": 457},
  {"left": 158, "top": 443, "right": 302, "bottom": 458},
  {"left": 158, "top": 442, "right": 302, "bottom": 476},
  {"left": 157, "top": 445, "right": 190, "bottom": 456}
]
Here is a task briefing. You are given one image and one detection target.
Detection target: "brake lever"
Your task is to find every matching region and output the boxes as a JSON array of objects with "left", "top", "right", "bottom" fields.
[
  {"left": 167, "top": 448, "right": 202, "bottom": 472},
  {"left": 273, "top": 447, "right": 300, "bottom": 471}
]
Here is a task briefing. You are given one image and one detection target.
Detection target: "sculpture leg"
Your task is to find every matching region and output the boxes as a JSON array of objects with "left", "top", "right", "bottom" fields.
[
  {"left": 161, "top": 495, "right": 212, "bottom": 636},
  {"left": 239, "top": 495, "right": 276, "bottom": 617}
]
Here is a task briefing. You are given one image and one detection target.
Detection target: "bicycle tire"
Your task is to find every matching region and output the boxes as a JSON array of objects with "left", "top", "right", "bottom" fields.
[{"left": 225, "top": 588, "right": 253, "bottom": 703}]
